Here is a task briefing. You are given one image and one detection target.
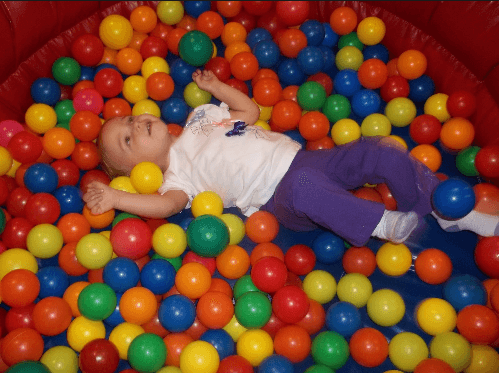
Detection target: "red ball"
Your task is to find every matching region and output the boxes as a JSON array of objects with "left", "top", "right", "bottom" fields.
[
  {"left": 1, "top": 217, "right": 33, "bottom": 249},
  {"left": 242, "top": 1, "right": 273, "bottom": 16},
  {"left": 146, "top": 72, "right": 174, "bottom": 101},
  {"left": 353, "top": 187, "right": 383, "bottom": 204},
  {"left": 225, "top": 78, "right": 249, "bottom": 95},
  {"left": 73, "top": 88, "right": 104, "bottom": 115},
  {"left": 298, "top": 111, "right": 330, "bottom": 142},
  {"left": 25, "top": 192, "right": 61, "bottom": 225},
  {"left": 374, "top": 183, "right": 397, "bottom": 211},
  {"left": 256, "top": 10, "right": 286, "bottom": 37},
  {"left": 182, "top": 251, "right": 217, "bottom": 276},
  {"left": 205, "top": 57, "right": 231, "bottom": 82},
  {"left": 342, "top": 246, "right": 377, "bottom": 277},
  {"left": 32, "top": 296, "right": 72, "bottom": 336},
  {"left": 295, "top": 299, "right": 325, "bottom": 335},
  {"left": 272, "top": 285, "right": 310, "bottom": 324},
  {"left": 5, "top": 304, "right": 36, "bottom": 332},
  {"left": 276, "top": 1, "right": 310, "bottom": 27},
  {"left": 140, "top": 36, "right": 168, "bottom": 59},
  {"left": 380, "top": 75, "right": 410, "bottom": 102},
  {"left": 357, "top": 59, "right": 388, "bottom": 90},
  {"left": 218, "top": 355, "right": 254, "bottom": 373},
  {"left": 251, "top": 256, "right": 288, "bottom": 293},
  {"left": 409, "top": 114, "right": 442, "bottom": 145},
  {"left": 0, "top": 269, "right": 40, "bottom": 308},
  {"left": 6, "top": 187, "right": 32, "bottom": 218},
  {"left": 70, "top": 111, "right": 102, "bottom": 142},
  {"left": 474, "top": 236, "right": 499, "bottom": 279},
  {"left": 79, "top": 169, "right": 111, "bottom": 194},
  {"left": 1, "top": 327, "right": 44, "bottom": 366},
  {"left": 414, "top": 248, "right": 453, "bottom": 285},
  {"left": 307, "top": 73, "right": 333, "bottom": 96},
  {"left": 71, "top": 33, "right": 105, "bottom": 67},
  {"left": 110, "top": 218, "right": 152, "bottom": 260},
  {"left": 71, "top": 141, "right": 101, "bottom": 170},
  {"left": 475, "top": 145, "right": 499, "bottom": 179},
  {"left": 228, "top": 10, "right": 256, "bottom": 34},
  {"left": 447, "top": 90, "right": 477, "bottom": 118},
  {"left": 261, "top": 311, "right": 288, "bottom": 339},
  {"left": 94, "top": 68, "right": 124, "bottom": 98},
  {"left": 103, "top": 98, "right": 132, "bottom": 120},
  {"left": 7, "top": 131, "right": 43, "bottom": 164},
  {"left": 274, "top": 325, "right": 311, "bottom": 363},
  {"left": 0, "top": 177, "right": 9, "bottom": 206},
  {"left": 245, "top": 211, "right": 279, "bottom": 243},
  {"left": 79, "top": 338, "right": 120, "bottom": 373},
  {"left": 349, "top": 327, "right": 389, "bottom": 368},
  {"left": 230, "top": 52, "right": 259, "bottom": 82},
  {"left": 456, "top": 304, "right": 499, "bottom": 345},
  {"left": 306, "top": 136, "right": 335, "bottom": 151},
  {"left": 51, "top": 159, "right": 80, "bottom": 187},
  {"left": 414, "top": 358, "right": 455, "bottom": 373},
  {"left": 253, "top": 78, "right": 283, "bottom": 107},
  {"left": 284, "top": 244, "right": 316, "bottom": 276},
  {"left": 271, "top": 99, "right": 302, "bottom": 131}
]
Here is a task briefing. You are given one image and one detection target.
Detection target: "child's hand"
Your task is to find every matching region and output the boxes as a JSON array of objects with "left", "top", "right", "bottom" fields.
[
  {"left": 83, "top": 181, "right": 118, "bottom": 215},
  {"left": 192, "top": 69, "right": 220, "bottom": 92}
]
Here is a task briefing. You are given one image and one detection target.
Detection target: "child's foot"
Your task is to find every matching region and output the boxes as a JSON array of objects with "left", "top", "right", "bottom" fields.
[
  {"left": 432, "top": 210, "right": 499, "bottom": 237},
  {"left": 372, "top": 210, "right": 419, "bottom": 244}
]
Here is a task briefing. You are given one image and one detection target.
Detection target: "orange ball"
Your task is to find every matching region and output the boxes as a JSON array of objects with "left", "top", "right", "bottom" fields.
[
  {"left": 42, "top": 127, "right": 76, "bottom": 159},
  {"left": 57, "top": 212, "right": 91, "bottom": 243},
  {"left": 1, "top": 327, "right": 44, "bottom": 366},
  {"left": 397, "top": 50, "right": 427, "bottom": 80},
  {"left": 410, "top": 144, "right": 442, "bottom": 172},
  {"left": 58, "top": 242, "right": 89, "bottom": 277},
  {"left": 245, "top": 211, "right": 280, "bottom": 244},
  {"left": 274, "top": 325, "right": 312, "bottom": 363},
  {"left": 387, "top": 58, "right": 400, "bottom": 76},
  {"left": 164, "top": 333, "right": 193, "bottom": 367},
  {"left": 208, "top": 278, "right": 233, "bottom": 299},
  {"left": 250, "top": 242, "right": 284, "bottom": 266},
  {"left": 196, "top": 11, "right": 225, "bottom": 39},
  {"left": 146, "top": 72, "right": 174, "bottom": 101},
  {"left": 116, "top": 47, "right": 143, "bottom": 75},
  {"left": 298, "top": 111, "right": 331, "bottom": 141},
  {"left": 185, "top": 316, "right": 209, "bottom": 340},
  {"left": 329, "top": 7, "right": 358, "bottom": 35},
  {"left": 71, "top": 141, "right": 101, "bottom": 170},
  {"left": 167, "top": 28, "right": 188, "bottom": 55},
  {"left": 349, "top": 327, "right": 389, "bottom": 368},
  {"left": 130, "top": 5, "right": 158, "bottom": 33},
  {"left": 342, "top": 246, "right": 377, "bottom": 277},
  {"left": 119, "top": 286, "right": 158, "bottom": 325},
  {"left": 440, "top": 117, "right": 475, "bottom": 151},
  {"left": 221, "top": 22, "right": 247, "bottom": 46},
  {"left": 63, "top": 281, "right": 90, "bottom": 317},
  {"left": 251, "top": 69, "right": 280, "bottom": 87},
  {"left": 224, "top": 41, "right": 251, "bottom": 62},
  {"left": 99, "top": 47, "right": 117, "bottom": 66},
  {"left": 253, "top": 78, "right": 283, "bottom": 107},
  {"left": 281, "top": 85, "right": 299, "bottom": 102},
  {"left": 491, "top": 282, "right": 499, "bottom": 313},
  {"left": 72, "top": 80, "right": 95, "bottom": 98},
  {"left": 128, "top": 31, "right": 149, "bottom": 51},
  {"left": 483, "top": 279, "right": 499, "bottom": 309},
  {"left": 414, "top": 248, "right": 453, "bottom": 285},
  {"left": 278, "top": 29, "right": 308, "bottom": 58},
  {"left": 70, "top": 110, "right": 102, "bottom": 142},
  {"left": 196, "top": 291, "right": 234, "bottom": 329},
  {"left": 357, "top": 59, "right": 388, "bottom": 89},
  {"left": 32, "top": 296, "right": 73, "bottom": 336},
  {"left": 175, "top": 262, "right": 212, "bottom": 299},
  {"left": 216, "top": 244, "right": 251, "bottom": 280},
  {"left": 177, "top": 15, "right": 197, "bottom": 32},
  {"left": 217, "top": 1, "right": 242, "bottom": 18},
  {"left": 82, "top": 205, "right": 115, "bottom": 229},
  {"left": 0, "top": 269, "right": 40, "bottom": 308},
  {"left": 230, "top": 51, "right": 259, "bottom": 81},
  {"left": 103, "top": 97, "right": 132, "bottom": 120},
  {"left": 270, "top": 99, "right": 302, "bottom": 131},
  {"left": 295, "top": 299, "right": 326, "bottom": 335}
]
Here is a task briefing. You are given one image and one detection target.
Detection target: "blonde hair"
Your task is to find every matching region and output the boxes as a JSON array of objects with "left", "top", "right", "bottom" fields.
[{"left": 97, "top": 119, "right": 129, "bottom": 179}]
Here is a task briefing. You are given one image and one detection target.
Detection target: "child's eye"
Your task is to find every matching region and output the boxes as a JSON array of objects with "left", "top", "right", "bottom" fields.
[
  {"left": 125, "top": 136, "right": 130, "bottom": 145},
  {"left": 128, "top": 117, "right": 133, "bottom": 124}
]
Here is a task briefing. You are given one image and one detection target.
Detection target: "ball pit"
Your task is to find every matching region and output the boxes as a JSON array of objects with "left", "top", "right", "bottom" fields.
[{"left": 0, "top": 1, "right": 497, "bottom": 373}]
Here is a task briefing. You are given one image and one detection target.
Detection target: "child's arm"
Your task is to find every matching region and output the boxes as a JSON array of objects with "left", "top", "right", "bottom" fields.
[
  {"left": 83, "top": 181, "right": 189, "bottom": 219},
  {"left": 193, "top": 70, "right": 260, "bottom": 125}
]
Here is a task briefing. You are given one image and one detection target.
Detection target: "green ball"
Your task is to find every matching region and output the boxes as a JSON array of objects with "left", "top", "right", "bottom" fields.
[
  {"left": 186, "top": 215, "right": 229, "bottom": 257},
  {"left": 128, "top": 333, "right": 167, "bottom": 373},
  {"left": 338, "top": 32, "right": 364, "bottom": 51},
  {"left": 54, "top": 99, "right": 75, "bottom": 124},
  {"left": 305, "top": 365, "right": 336, "bottom": 373},
  {"left": 0, "top": 208, "right": 5, "bottom": 235},
  {"left": 179, "top": 30, "right": 213, "bottom": 67},
  {"left": 297, "top": 81, "right": 327, "bottom": 111},
  {"left": 6, "top": 362, "right": 51, "bottom": 373},
  {"left": 152, "top": 254, "right": 183, "bottom": 271},
  {"left": 322, "top": 94, "right": 351, "bottom": 123},
  {"left": 311, "top": 331, "right": 350, "bottom": 370},
  {"left": 112, "top": 212, "right": 140, "bottom": 227},
  {"left": 456, "top": 146, "right": 480, "bottom": 177},
  {"left": 235, "top": 291, "right": 272, "bottom": 329},
  {"left": 52, "top": 57, "right": 81, "bottom": 86},
  {"left": 233, "top": 275, "right": 267, "bottom": 300},
  {"left": 77, "top": 282, "right": 117, "bottom": 321}
]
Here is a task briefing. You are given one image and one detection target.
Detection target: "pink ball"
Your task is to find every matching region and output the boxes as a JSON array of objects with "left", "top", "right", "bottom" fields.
[
  {"left": 110, "top": 218, "right": 152, "bottom": 260},
  {"left": 73, "top": 88, "right": 104, "bottom": 114},
  {"left": 0, "top": 120, "right": 24, "bottom": 147}
]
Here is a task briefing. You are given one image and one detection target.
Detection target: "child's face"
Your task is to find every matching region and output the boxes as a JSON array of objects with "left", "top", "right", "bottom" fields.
[{"left": 100, "top": 114, "right": 173, "bottom": 175}]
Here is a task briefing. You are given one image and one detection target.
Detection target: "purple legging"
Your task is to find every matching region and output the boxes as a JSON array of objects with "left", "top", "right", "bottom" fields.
[{"left": 261, "top": 136, "right": 440, "bottom": 247}]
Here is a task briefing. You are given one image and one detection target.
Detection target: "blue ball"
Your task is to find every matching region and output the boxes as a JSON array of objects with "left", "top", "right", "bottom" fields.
[
  {"left": 325, "top": 301, "right": 362, "bottom": 337},
  {"left": 443, "top": 274, "right": 487, "bottom": 311},
  {"left": 351, "top": 89, "right": 382, "bottom": 118},
  {"left": 53, "top": 185, "right": 84, "bottom": 215},
  {"left": 170, "top": 58, "right": 197, "bottom": 87},
  {"left": 140, "top": 259, "right": 176, "bottom": 295},
  {"left": 362, "top": 44, "right": 390, "bottom": 64},
  {"left": 79, "top": 66, "right": 96, "bottom": 81},
  {"left": 183, "top": 1, "right": 211, "bottom": 18},
  {"left": 179, "top": 217, "right": 194, "bottom": 231},
  {"left": 278, "top": 59, "right": 306, "bottom": 87},
  {"left": 24, "top": 163, "right": 59, "bottom": 194},
  {"left": 408, "top": 74, "right": 435, "bottom": 103},
  {"left": 246, "top": 28, "right": 272, "bottom": 50},
  {"left": 312, "top": 231, "right": 345, "bottom": 264},
  {"left": 95, "top": 63, "right": 120, "bottom": 74},
  {"left": 259, "top": 354, "right": 294, "bottom": 373},
  {"left": 161, "top": 97, "right": 190, "bottom": 124},
  {"left": 297, "top": 46, "right": 325, "bottom": 76},
  {"left": 300, "top": 20, "right": 326, "bottom": 47},
  {"left": 253, "top": 40, "right": 280, "bottom": 68},
  {"left": 321, "top": 23, "right": 339, "bottom": 48},
  {"left": 319, "top": 45, "right": 336, "bottom": 73},
  {"left": 104, "top": 293, "right": 126, "bottom": 327},
  {"left": 36, "top": 266, "right": 69, "bottom": 298},
  {"left": 284, "top": 130, "right": 306, "bottom": 149},
  {"left": 103, "top": 257, "right": 141, "bottom": 293},
  {"left": 31, "top": 78, "right": 61, "bottom": 106},
  {"left": 158, "top": 294, "right": 196, "bottom": 333},
  {"left": 200, "top": 329, "right": 235, "bottom": 361},
  {"left": 333, "top": 69, "right": 361, "bottom": 97},
  {"left": 432, "top": 178, "right": 475, "bottom": 219}
]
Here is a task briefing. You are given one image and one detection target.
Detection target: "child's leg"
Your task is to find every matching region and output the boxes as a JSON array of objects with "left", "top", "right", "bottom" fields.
[{"left": 432, "top": 211, "right": 499, "bottom": 237}]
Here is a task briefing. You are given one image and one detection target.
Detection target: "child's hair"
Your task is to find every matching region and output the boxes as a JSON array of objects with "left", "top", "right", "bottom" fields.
[{"left": 97, "top": 119, "right": 128, "bottom": 179}]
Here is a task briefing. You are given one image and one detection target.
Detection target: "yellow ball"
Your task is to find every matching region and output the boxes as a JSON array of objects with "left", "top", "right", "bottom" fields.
[
  {"left": 430, "top": 332, "right": 472, "bottom": 373},
  {"left": 384, "top": 371, "right": 404, "bottom": 373},
  {"left": 99, "top": 14, "right": 134, "bottom": 50},
  {"left": 0, "top": 248, "right": 38, "bottom": 280},
  {"left": 386, "top": 135, "right": 408, "bottom": 149},
  {"left": 132, "top": 99, "right": 161, "bottom": 117},
  {"left": 40, "top": 346, "right": 79, "bottom": 373},
  {"left": 376, "top": 242, "right": 412, "bottom": 276},
  {"left": 464, "top": 344, "right": 499, "bottom": 373},
  {"left": 26, "top": 223, "right": 64, "bottom": 259},
  {"left": 109, "top": 322, "right": 145, "bottom": 360},
  {"left": 336, "top": 273, "right": 373, "bottom": 308},
  {"left": 336, "top": 46, "right": 364, "bottom": 71},
  {"left": 416, "top": 298, "right": 457, "bottom": 336},
  {"left": 67, "top": 316, "right": 106, "bottom": 352},
  {"left": 385, "top": 97, "right": 417, "bottom": 127},
  {"left": 219, "top": 213, "right": 246, "bottom": 245},
  {"left": 123, "top": 75, "right": 148, "bottom": 104},
  {"left": 6, "top": 159, "right": 21, "bottom": 178},
  {"left": 357, "top": 17, "right": 386, "bottom": 45},
  {"left": 424, "top": 93, "right": 450, "bottom": 123},
  {"left": 75, "top": 233, "right": 114, "bottom": 270},
  {"left": 152, "top": 223, "right": 187, "bottom": 258},
  {"left": 109, "top": 176, "right": 138, "bottom": 193},
  {"left": 180, "top": 341, "right": 220, "bottom": 373},
  {"left": 254, "top": 119, "right": 271, "bottom": 131},
  {"left": 25, "top": 103, "right": 57, "bottom": 134},
  {"left": 157, "top": 367, "right": 182, "bottom": 373},
  {"left": 0, "top": 146, "right": 12, "bottom": 176},
  {"left": 331, "top": 118, "right": 361, "bottom": 145},
  {"left": 252, "top": 98, "right": 272, "bottom": 121},
  {"left": 223, "top": 314, "right": 248, "bottom": 342},
  {"left": 303, "top": 270, "right": 337, "bottom": 304},
  {"left": 361, "top": 113, "right": 392, "bottom": 137},
  {"left": 141, "top": 56, "right": 170, "bottom": 79},
  {"left": 212, "top": 42, "right": 218, "bottom": 58},
  {"left": 367, "top": 289, "right": 406, "bottom": 327},
  {"left": 184, "top": 81, "right": 213, "bottom": 108},
  {"left": 130, "top": 161, "right": 163, "bottom": 194},
  {"left": 389, "top": 332, "right": 429, "bottom": 372},
  {"left": 191, "top": 191, "right": 224, "bottom": 217},
  {"left": 236, "top": 329, "right": 274, "bottom": 367},
  {"left": 157, "top": 1, "right": 184, "bottom": 25}
]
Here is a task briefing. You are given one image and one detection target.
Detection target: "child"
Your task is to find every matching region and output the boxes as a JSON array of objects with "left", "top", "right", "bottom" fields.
[{"left": 84, "top": 70, "right": 498, "bottom": 247}]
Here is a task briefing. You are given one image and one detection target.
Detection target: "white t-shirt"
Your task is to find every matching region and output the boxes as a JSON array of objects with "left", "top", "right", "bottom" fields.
[{"left": 158, "top": 103, "right": 302, "bottom": 216}]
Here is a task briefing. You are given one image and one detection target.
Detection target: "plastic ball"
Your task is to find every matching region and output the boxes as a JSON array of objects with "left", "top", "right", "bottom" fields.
[
  {"left": 475, "top": 145, "right": 499, "bottom": 179},
  {"left": 1, "top": 328, "right": 45, "bottom": 367},
  {"left": 233, "top": 291, "right": 270, "bottom": 329},
  {"left": 161, "top": 97, "right": 190, "bottom": 124},
  {"left": 385, "top": 97, "right": 417, "bottom": 127},
  {"left": 331, "top": 118, "right": 361, "bottom": 145},
  {"left": 110, "top": 218, "right": 152, "bottom": 260},
  {"left": 409, "top": 114, "right": 442, "bottom": 145},
  {"left": 140, "top": 36, "right": 168, "bottom": 60},
  {"left": 360, "top": 113, "right": 391, "bottom": 137},
  {"left": 440, "top": 117, "right": 475, "bottom": 151},
  {"left": 275, "top": 1, "right": 309, "bottom": 27},
  {"left": 376, "top": 242, "right": 412, "bottom": 276},
  {"left": 93, "top": 68, "right": 123, "bottom": 98},
  {"left": 184, "top": 81, "right": 212, "bottom": 109},
  {"left": 186, "top": 215, "right": 229, "bottom": 257},
  {"left": 140, "top": 259, "right": 176, "bottom": 295},
  {"left": 329, "top": 6, "right": 358, "bottom": 35},
  {"left": 177, "top": 30, "right": 213, "bottom": 67},
  {"left": 336, "top": 272, "right": 372, "bottom": 308},
  {"left": 297, "top": 81, "right": 327, "bottom": 111},
  {"left": 216, "top": 244, "right": 250, "bottom": 280},
  {"left": 414, "top": 358, "right": 455, "bottom": 373},
  {"left": 456, "top": 146, "right": 481, "bottom": 177},
  {"left": 236, "top": 329, "right": 273, "bottom": 367},
  {"left": 333, "top": 69, "right": 361, "bottom": 97},
  {"left": 416, "top": 298, "right": 457, "bottom": 336},
  {"left": 152, "top": 223, "right": 187, "bottom": 258},
  {"left": 463, "top": 344, "right": 499, "bottom": 373},
  {"left": 414, "top": 248, "right": 453, "bottom": 285},
  {"left": 196, "top": 291, "right": 234, "bottom": 331},
  {"left": 218, "top": 213, "right": 246, "bottom": 246},
  {"left": 366, "top": 289, "right": 405, "bottom": 327},
  {"left": 447, "top": 90, "right": 477, "bottom": 118},
  {"left": 146, "top": 72, "right": 174, "bottom": 101},
  {"left": 175, "top": 262, "right": 211, "bottom": 299},
  {"left": 311, "top": 331, "right": 350, "bottom": 370},
  {"left": 380, "top": 75, "right": 410, "bottom": 103},
  {"left": 322, "top": 94, "right": 351, "bottom": 123},
  {"left": 130, "top": 5, "right": 158, "bottom": 33},
  {"left": 0, "top": 268, "right": 39, "bottom": 308},
  {"left": 250, "top": 255, "right": 287, "bottom": 293},
  {"left": 272, "top": 285, "right": 310, "bottom": 325},
  {"left": 25, "top": 103, "right": 57, "bottom": 134},
  {"left": 67, "top": 316, "right": 106, "bottom": 352},
  {"left": 75, "top": 233, "right": 113, "bottom": 270},
  {"left": 0, "top": 247, "right": 38, "bottom": 280},
  {"left": 357, "top": 58, "right": 388, "bottom": 89},
  {"left": 26, "top": 223, "right": 63, "bottom": 259},
  {"left": 474, "top": 237, "right": 499, "bottom": 279},
  {"left": 389, "top": 332, "right": 429, "bottom": 372},
  {"left": 336, "top": 46, "right": 364, "bottom": 71},
  {"left": 424, "top": 93, "right": 450, "bottom": 123},
  {"left": 99, "top": 14, "right": 133, "bottom": 50},
  {"left": 199, "top": 329, "right": 234, "bottom": 363},
  {"left": 78, "top": 338, "right": 120, "bottom": 373},
  {"left": 311, "top": 231, "right": 344, "bottom": 264},
  {"left": 180, "top": 340, "right": 220, "bottom": 373},
  {"left": 277, "top": 58, "right": 306, "bottom": 87},
  {"left": 129, "top": 161, "right": 163, "bottom": 195},
  {"left": 410, "top": 144, "right": 442, "bottom": 172},
  {"left": 408, "top": 74, "right": 435, "bottom": 103},
  {"left": 356, "top": 17, "right": 386, "bottom": 46},
  {"left": 456, "top": 304, "right": 499, "bottom": 345},
  {"left": 297, "top": 46, "right": 325, "bottom": 75},
  {"left": 31, "top": 77, "right": 61, "bottom": 106},
  {"left": 397, "top": 49, "right": 427, "bottom": 80},
  {"left": 23, "top": 163, "right": 58, "bottom": 194},
  {"left": 108, "top": 322, "right": 145, "bottom": 360},
  {"left": 303, "top": 270, "right": 337, "bottom": 305},
  {"left": 443, "top": 274, "right": 487, "bottom": 311},
  {"left": 325, "top": 301, "right": 361, "bottom": 338},
  {"left": 122, "top": 75, "right": 147, "bottom": 104},
  {"left": 76, "top": 282, "right": 116, "bottom": 322},
  {"left": 40, "top": 345, "right": 78, "bottom": 373},
  {"left": 127, "top": 333, "right": 167, "bottom": 373},
  {"left": 42, "top": 127, "right": 76, "bottom": 159},
  {"left": 52, "top": 57, "right": 81, "bottom": 86},
  {"left": 0, "top": 120, "right": 24, "bottom": 147},
  {"left": 349, "top": 327, "right": 389, "bottom": 368},
  {"left": 351, "top": 89, "right": 382, "bottom": 118},
  {"left": 429, "top": 332, "right": 472, "bottom": 372},
  {"left": 120, "top": 286, "right": 158, "bottom": 325},
  {"left": 101, "top": 257, "right": 139, "bottom": 293},
  {"left": 432, "top": 179, "right": 475, "bottom": 220},
  {"left": 273, "top": 325, "right": 311, "bottom": 364}
]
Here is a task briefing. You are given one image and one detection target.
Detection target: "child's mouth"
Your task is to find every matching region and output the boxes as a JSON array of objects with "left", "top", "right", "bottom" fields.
[{"left": 147, "top": 123, "right": 151, "bottom": 135}]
